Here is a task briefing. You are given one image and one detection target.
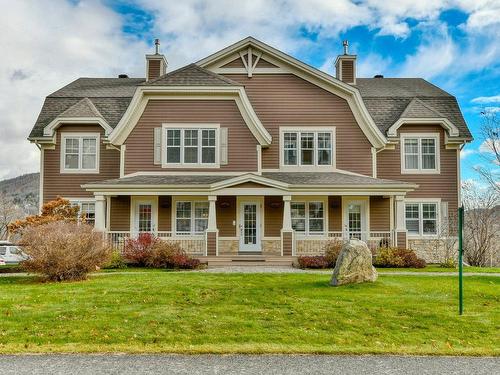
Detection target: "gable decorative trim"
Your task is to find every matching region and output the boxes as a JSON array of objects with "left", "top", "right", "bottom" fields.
[
  {"left": 108, "top": 86, "right": 272, "bottom": 146},
  {"left": 43, "top": 117, "right": 113, "bottom": 138},
  {"left": 196, "top": 37, "right": 387, "bottom": 148},
  {"left": 387, "top": 118, "right": 460, "bottom": 138}
]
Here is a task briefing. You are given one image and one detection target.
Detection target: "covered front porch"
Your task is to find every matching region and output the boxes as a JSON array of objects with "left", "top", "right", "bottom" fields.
[{"left": 85, "top": 172, "right": 416, "bottom": 263}]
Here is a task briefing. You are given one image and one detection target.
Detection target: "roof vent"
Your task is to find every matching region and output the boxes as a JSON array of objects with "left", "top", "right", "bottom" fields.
[
  {"left": 374, "top": 74, "right": 384, "bottom": 78},
  {"left": 118, "top": 74, "right": 129, "bottom": 78}
]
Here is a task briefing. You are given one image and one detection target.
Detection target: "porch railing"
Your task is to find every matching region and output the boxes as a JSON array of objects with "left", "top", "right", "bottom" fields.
[
  {"left": 295, "top": 231, "right": 393, "bottom": 255},
  {"left": 106, "top": 231, "right": 206, "bottom": 255}
]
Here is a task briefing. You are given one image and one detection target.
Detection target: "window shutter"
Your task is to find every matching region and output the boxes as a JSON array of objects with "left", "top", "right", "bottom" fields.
[
  {"left": 153, "top": 127, "right": 161, "bottom": 165},
  {"left": 440, "top": 201, "right": 449, "bottom": 232},
  {"left": 220, "top": 128, "right": 228, "bottom": 165},
  {"left": 440, "top": 201, "right": 448, "bottom": 219}
]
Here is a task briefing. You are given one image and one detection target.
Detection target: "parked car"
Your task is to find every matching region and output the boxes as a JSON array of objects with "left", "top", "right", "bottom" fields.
[
  {"left": 0, "top": 257, "right": 5, "bottom": 266},
  {"left": 0, "top": 241, "right": 27, "bottom": 264}
]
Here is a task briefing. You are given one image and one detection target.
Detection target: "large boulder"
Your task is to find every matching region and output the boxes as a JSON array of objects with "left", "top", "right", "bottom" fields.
[{"left": 330, "top": 239, "right": 378, "bottom": 286}]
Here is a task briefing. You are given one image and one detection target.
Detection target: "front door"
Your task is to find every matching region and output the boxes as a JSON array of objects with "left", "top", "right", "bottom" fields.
[
  {"left": 134, "top": 200, "right": 155, "bottom": 233},
  {"left": 344, "top": 200, "right": 366, "bottom": 241},
  {"left": 239, "top": 201, "right": 261, "bottom": 251}
]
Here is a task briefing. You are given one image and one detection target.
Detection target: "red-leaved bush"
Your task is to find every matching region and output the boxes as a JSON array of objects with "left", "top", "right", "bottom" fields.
[
  {"left": 122, "top": 233, "right": 158, "bottom": 266},
  {"left": 297, "top": 255, "right": 330, "bottom": 269},
  {"left": 20, "top": 221, "right": 112, "bottom": 281}
]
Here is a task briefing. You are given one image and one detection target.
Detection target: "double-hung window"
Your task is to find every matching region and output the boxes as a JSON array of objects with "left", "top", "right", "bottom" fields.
[
  {"left": 70, "top": 200, "right": 96, "bottom": 225},
  {"left": 291, "top": 201, "right": 325, "bottom": 235},
  {"left": 61, "top": 133, "right": 99, "bottom": 173},
  {"left": 165, "top": 127, "right": 218, "bottom": 167},
  {"left": 282, "top": 129, "right": 334, "bottom": 168},
  {"left": 405, "top": 202, "right": 438, "bottom": 236},
  {"left": 401, "top": 134, "right": 439, "bottom": 173},
  {"left": 175, "top": 201, "right": 209, "bottom": 235}
]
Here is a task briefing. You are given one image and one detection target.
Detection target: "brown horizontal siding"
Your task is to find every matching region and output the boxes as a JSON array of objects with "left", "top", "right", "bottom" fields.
[
  {"left": 217, "top": 196, "right": 236, "bottom": 237},
  {"left": 43, "top": 124, "right": 120, "bottom": 202},
  {"left": 370, "top": 196, "right": 390, "bottom": 231},
  {"left": 124, "top": 100, "right": 258, "bottom": 174},
  {"left": 328, "top": 196, "right": 342, "bottom": 231},
  {"left": 206, "top": 231, "right": 217, "bottom": 256},
  {"left": 221, "top": 57, "right": 245, "bottom": 68},
  {"left": 265, "top": 196, "right": 283, "bottom": 237},
  {"left": 397, "top": 231, "right": 407, "bottom": 249},
  {"left": 110, "top": 196, "right": 130, "bottom": 231},
  {"left": 158, "top": 196, "right": 172, "bottom": 231},
  {"left": 223, "top": 74, "right": 373, "bottom": 175},
  {"left": 341, "top": 60, "right": 354, "bottom": 83},
  {"left": 148, "top": 59, "right": 161, "bottom": 80},
  {"left": 282, "top": 231, "right": 293, "bottom": 256},
  {"left": 377, "top": 125, "right": 459, "bottom": 214},
  {"left": 256, "top": 57, "right": 278, "bottom": 68}
]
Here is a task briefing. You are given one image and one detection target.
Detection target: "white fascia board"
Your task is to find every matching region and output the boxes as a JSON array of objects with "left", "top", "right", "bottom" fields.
[
  {"left": 388, "top": 118, "right": 460, "bottom": 138},
  {"left": 108, "top": 86, "right": 271, "bottom": 146},
  {"left": 196, "top": 37, "right": 387, "bottom": 148},
  {"left": 43, "top": 117, "right": 112, "bottom": 137},
  {"left": 210, "top": 173, "right": 289, "bottom": 190}
]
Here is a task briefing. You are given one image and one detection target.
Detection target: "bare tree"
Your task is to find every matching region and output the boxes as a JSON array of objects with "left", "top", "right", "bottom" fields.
[
  {"left": 0, "top": 192, "right": 21, "bottom": 240},
  {"left": 475, "top": 111, "right": 500, "bottom": 193},
  {"left": 462, "top": 181, "right": 499, "bottom": 266}
]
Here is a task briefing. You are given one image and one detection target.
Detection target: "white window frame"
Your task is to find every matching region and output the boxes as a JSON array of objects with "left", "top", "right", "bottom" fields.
[
  {"left": 173, "top": 199, "right": 209, "bottom": 236},
  {"left": 161, "top": 123, "right": 220, "bottom": 168},
  {"left": 291, "top": 198, "right": 327, "bottom": 236},
  {"left": 400, "top": 133, "right": 440, "bottom": 174},
  {"left": 404, "top": 198, "right": 441, "bottom": 238},
  {"left": 60, "top": 132, "right": 100, "bottom": 173},
  {"left": 68, "top": 198, "right": 96, "bottom": 225},
  {"left": 279, "top": 127, "right": 336, "bottom": 171}
]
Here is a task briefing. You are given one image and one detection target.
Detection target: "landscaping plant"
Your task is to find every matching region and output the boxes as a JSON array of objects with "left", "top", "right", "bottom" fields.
[
  {"left": 323, "top": 239, "right": 343, "bottom": 267},
  {"left": 147, "top": 240, "right": 200, "bottom": 269},
  {"left": 122, "top": 232, "right": 158, "bottom": 266},
  {"left": 373, "top": 247, "right": 426, "bottom": 268},
  {"left": 297, "top": 255, "right": 329, "bottom": 269},
  {"left": 20, "top": 221, "right": 112, "bottom": 281}
]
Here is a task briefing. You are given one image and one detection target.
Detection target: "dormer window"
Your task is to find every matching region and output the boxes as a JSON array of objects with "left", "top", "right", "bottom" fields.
[
  {"left": 162, "top": 124, "right": 219, "bottom": 168},
  {"left": 60, "top": 133, "right": 100, "bottom": 173},
  {"left": 280, "top": 127, "right": 335, "bottom": 169},
  {"left": 401, "top": 133, "right": 440, "bottom": 174}
]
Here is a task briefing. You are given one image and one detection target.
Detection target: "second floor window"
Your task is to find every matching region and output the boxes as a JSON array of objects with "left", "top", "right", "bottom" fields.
[
  {"left": 61, "top": 133, "right": 99, "bottom": 173},
  {"left": 165, "top": 128, "right": 217, "bottom": 166},
  {"left": 283, "top": 130, "right": 333, "bottom": 167},
  {"left": 402, "top": 134, "right": 439, "bottom": 173}
]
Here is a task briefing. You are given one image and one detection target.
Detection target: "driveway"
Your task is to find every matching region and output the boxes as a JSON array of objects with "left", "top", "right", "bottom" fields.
[{"left": 1, "top": 355, "right": 499, "bottom": 375}]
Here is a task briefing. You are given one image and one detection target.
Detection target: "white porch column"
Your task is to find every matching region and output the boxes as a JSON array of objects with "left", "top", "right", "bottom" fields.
[
  {"left": 282, "top": 195, "right": 292, "bottom": 231},
  {"left": 207, "top": 195, "right": 217, "bottom": 231},
  {"left": 94, "top": 195, "right": 106, "bottom": 232}
]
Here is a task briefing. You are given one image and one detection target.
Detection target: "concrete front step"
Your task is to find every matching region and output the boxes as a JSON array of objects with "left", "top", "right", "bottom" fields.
[{"left": 198, "top": 255, "right": 296, "bottom": 267}]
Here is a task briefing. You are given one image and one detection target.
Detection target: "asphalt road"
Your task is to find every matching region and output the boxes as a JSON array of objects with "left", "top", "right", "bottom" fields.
[{"left": 1, "top": 355, "right": 499, "bottom": 375}]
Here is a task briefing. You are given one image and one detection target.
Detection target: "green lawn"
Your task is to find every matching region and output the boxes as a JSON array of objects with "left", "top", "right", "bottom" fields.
[
  {"left": 0, "top": 272, "right": 498, "bottom": 355},
  {"left": 376, "top": 265, "right": 500, "bottom": 273}
]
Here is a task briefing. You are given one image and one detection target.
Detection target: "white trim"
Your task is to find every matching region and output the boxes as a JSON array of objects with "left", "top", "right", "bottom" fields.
[
  {"left": 400, "top": 133, "right": 440, "bottom": 174},
  {"left": 108, "top": 87, "right": 272, "bottom": 146},
  {"left": 388, "top": 118, "right": 460, "bottom": 138},
  {"left": 130, "top": 196, "right": 158, "bottom": 233},
  {"left": 211, "top": 173, "right": 288, "bottom": 191},
  {"left": 279, "top": 127, "right": 336, "bottom": 171},
  {"left": 236, "top": 196, "right": 264, "bottom": 251},
  {"left": 120, "top": 145, "right": 126, "bottom": 178},
  {"left": 43, "top": 117, "right": 112, "bottom": 138},
  {"left": 161, "top": 123, "right": 220, "bottom": 168},
  {"left": 371, "top": 147, "right": 377, "bottom": 178},
  {"left": 38, "top": 147, "right": 44, "bottom": 212},
  {"left": 256, "top": 145, "right": 262, "bottom": 175},
  {"left": 238, "top": 199, "right": 262, "bottom": 251},
  {"left": 196, "top": 37, "right": 387, "bottom": 148},
  {"left": 60, "top": 132, "right": 100, "bottom": 174},
  {"left": 404, "top": 198, "right": 441, "bottom": 239}
]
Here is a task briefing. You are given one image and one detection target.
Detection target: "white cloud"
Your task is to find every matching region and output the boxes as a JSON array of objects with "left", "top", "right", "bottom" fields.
[
  {"left": 460, "top": 148, "right": 476, "bottom": 159},
  {"left": 471, "top": 95, "right": 500, "bottom": 104},
  {"left": 0, "top": 0, "right": 146, "bottom": 180}
]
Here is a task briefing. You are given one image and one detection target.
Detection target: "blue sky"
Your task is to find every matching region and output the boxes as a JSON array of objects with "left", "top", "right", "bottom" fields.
[{"left": 1, "top": 0, "right": 499, "bottom": 183}]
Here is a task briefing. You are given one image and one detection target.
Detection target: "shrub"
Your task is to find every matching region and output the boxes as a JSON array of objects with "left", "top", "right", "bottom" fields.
[
  {"left": 147, "top": 241, "right": 200, "bottom": 269},
  {"left": 103, "top": 250, "right": 127, "bottom": 269},
  {"left": 439, "top": 257, "right": 457, "bottom": 269},
  {"left": 323, "top": 240, "right": 343, "bottom": 267},
  {"left": 19, "top": 221, "right": 112, "bottom": 281},
  {"left": 297, "top": 255, "right": 329, "bottom": 269},
  {"left": 122, "top": 233, "right": 158, "bottom": 266},
  {"left": 374, "top": 247, "right": 426, "bottom": 268}
]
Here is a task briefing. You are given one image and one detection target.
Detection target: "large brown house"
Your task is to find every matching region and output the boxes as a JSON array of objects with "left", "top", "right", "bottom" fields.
[{"left": 28, "top": 37, "right": 472, "bottom": 265}]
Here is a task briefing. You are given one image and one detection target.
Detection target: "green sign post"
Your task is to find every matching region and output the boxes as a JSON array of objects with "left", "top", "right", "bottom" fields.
[{"left": 458, "top": 205, "right": 464, "bottom": 315}]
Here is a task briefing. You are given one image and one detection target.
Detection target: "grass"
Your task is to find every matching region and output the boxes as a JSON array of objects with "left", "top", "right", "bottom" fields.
[
  {"left": 0, "top": 271, "right": 498, "bottom": 355},
  {"left": 376, "top": 265, "right": 500, "bottom": 273}
]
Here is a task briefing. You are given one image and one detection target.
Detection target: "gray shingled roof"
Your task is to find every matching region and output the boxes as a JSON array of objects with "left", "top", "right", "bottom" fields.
[
  {"left": 355, "top": 78, "right": 471, "bottom": 138},
  {"left": 84, "top": 172, "right": 414, "bottom": 188},
  {"left": 58, "top": 97, "right": 104, "bottom": 119},
  {"left": 29, "top": 68, "right": 471, "bottom": 140},
  {"left": 143, "top": 63, "right": 242, "bottom": 86}
]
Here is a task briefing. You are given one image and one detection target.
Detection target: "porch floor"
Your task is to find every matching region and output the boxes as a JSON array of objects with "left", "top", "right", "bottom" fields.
[{"left": 197, "top": 255, "right": 296, "bottom": 267}]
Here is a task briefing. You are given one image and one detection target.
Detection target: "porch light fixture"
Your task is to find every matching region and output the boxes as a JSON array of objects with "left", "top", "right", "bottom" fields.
[
  {"left": 219, "top": 201, "right": 231, "bottom": 208},
  {"left": 269, "top": 201, "right": 281, "bottom": 209}
]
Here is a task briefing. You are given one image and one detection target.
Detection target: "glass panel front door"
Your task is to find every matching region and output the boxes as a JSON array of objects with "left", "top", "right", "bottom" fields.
[
  {"left": 348, "top": 203, "right": 362, "bottom": 239},
  {"left": 239, "top": 202, "right": 261, "bottom": 251},
  {"left": 134, "top": 200, "right": 155, "bottom": 233}
]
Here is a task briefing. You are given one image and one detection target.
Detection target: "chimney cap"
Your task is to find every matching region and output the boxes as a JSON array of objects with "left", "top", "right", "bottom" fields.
[
  {"left": 374, "top": 74, "right": 384, "bottom": 78},
  {"left": 154, "top": 38, "right": 160, "bottom": 54},
  {"left": 343, "top": 40, "right": 349, "bottom": 55},
  {"left": 118, "top": 74, "right": 129, "bottom": 78}
]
